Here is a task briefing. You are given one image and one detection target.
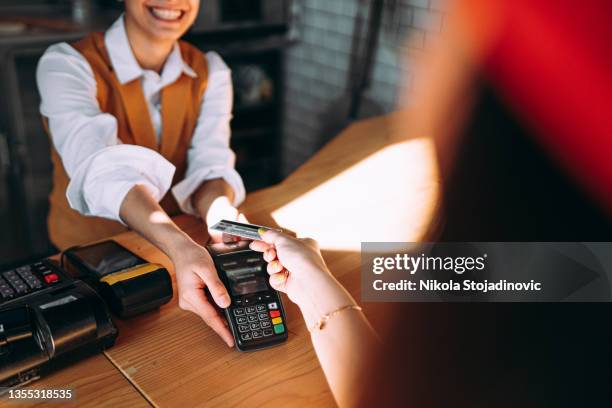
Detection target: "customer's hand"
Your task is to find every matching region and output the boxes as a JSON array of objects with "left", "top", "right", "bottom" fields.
[
  {"left": 204, "top": 196, "right": 248, "bottom": 243},
  {"left": 172, "top": 240, "right": 234, "bottom": 347},
  {"left": 250, "top": 230, "right": 355, "bottom": 328}
]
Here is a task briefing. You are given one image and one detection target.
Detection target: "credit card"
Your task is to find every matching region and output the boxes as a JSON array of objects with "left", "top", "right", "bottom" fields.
[{"left": 210, "top": 220, "right": 281, "bottom": 241}]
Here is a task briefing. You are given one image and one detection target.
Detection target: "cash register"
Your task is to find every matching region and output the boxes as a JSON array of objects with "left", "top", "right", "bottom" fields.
[{"left": 0, "top": 259, "right": 117, "bottom": 388}]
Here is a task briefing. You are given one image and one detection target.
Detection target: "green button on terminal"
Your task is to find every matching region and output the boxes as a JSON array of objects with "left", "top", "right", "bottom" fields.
[{"left": 273, "top": 323, "right": 285, "bottom": 334}]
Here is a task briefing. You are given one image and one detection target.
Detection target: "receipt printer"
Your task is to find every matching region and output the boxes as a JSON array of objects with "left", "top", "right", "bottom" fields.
[
  {"left": 63, "top": 241, "right": 173, "bottom": 318},
  {"left": 0, "top": 280, "right": 117, "bottom": 388}
]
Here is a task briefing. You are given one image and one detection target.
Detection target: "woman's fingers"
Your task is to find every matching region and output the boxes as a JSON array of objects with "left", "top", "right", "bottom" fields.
[
  {"left": 258, "top": 229, "right": 287, "bottom": 245},
  {"left": 250, "top": 241, "right": 279, "bottom": 263},
  {"left": 267, "top": 260, "right": 284, "bottom": 274},
  {"left": 250, "top": 240, "right": 281, "bottom": 270},
  {"left": 263, "top": 247, "right": 276, "bottom": 263},
  {"left": 176, "top": 272, "right": 234, "bottom": 348},
  {"left": 184, "top": 289, "right": 235, "bottom": 347},
  {"left": 195, "top": 264, "right": 231, "bottom": 308},
  {"left": 269, "top": 270, "right": 288, "bottom": 291},
  {"left": 249, "top": 240, "right": 270, "bottom": 252}
]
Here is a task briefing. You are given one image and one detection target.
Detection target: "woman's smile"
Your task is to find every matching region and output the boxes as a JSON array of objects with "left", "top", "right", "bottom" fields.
[
  {"left": 123, "top": 0, "right": 199, "bottom": 44},
  {"left": 148, "top": 6, "right": 185, "bottom": 22}
]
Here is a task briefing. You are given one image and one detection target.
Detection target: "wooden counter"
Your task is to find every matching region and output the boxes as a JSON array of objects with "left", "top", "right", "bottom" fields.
[
  {"left": 2, "top": 354, "right": 149, "bottom": 408},
  {"left": 10, "top": 111, "right": 438, "bottom": 407}
]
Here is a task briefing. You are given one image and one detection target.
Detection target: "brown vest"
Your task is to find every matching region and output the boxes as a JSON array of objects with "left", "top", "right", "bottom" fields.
[{"left": 45, "top": 32, "right": 209, "bottom": 250}]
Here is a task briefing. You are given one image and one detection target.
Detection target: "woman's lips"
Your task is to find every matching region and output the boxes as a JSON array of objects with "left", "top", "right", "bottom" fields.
[{"left": 148, "top": 7, "right": 185, "bottom": 22}]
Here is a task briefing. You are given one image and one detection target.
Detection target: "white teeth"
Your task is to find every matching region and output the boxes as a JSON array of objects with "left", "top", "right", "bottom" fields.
[{"left": 151, "top": 7, "right": 182, "bottom": 21}]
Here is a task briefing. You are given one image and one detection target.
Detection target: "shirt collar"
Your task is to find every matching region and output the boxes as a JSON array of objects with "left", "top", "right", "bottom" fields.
[
  {"left": 163, "top": 43, "right": 198, "bottom": 84},
  {"left": 104, "top": 15, "right": 198, "bottom": 85}
]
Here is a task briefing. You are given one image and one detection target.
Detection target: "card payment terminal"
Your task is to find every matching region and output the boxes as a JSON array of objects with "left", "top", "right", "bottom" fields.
[{"left": 207, "top": 241, "right": 288, "bottom": 352}]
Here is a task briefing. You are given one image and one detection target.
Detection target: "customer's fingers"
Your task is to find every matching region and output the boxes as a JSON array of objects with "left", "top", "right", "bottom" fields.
[
  {"left": 249, "top": 240, "right": 270, "bottom": 252},
  {"left": 267, "top": 260, "right": 284, "bottom": 274},
  {"left": 258, "top": 229, "right": 288, "bottom": 245},
  {"left": 269, "top": 270, "right": 288, "bottom": 291},
  {"left": 263, "top": 247, "right": 277, "bottom": 263}
]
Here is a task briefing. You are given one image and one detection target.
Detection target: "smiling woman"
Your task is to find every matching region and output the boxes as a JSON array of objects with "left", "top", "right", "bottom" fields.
[
  {"left": 36, "top": 0, "right": 248, "bottom": 346},
  {"left": 123, "top": 0, "right": 200, "bottom": 71},
  {"left": 125, "top": 0, "right": 197, "bottom": 33}
]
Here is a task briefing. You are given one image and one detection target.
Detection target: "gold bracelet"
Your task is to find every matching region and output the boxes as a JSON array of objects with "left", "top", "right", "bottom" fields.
[{"left": 309, "top": 305, "right": 363, "bottom": 332}]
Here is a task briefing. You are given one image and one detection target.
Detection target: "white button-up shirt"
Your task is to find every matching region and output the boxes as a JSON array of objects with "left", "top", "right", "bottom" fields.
[{"left": 36, "top": 16, "right": 245, "bottom": 223}]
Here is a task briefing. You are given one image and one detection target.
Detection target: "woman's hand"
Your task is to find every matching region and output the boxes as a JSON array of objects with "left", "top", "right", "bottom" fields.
[
  {"left": 119, "top": 185, "right": 234, "bottom": 347},
  {"left": 250, "top": 230, "right": 356, "bottom": 328},
  {"left": 171, "top": 239, "right": 235, "bottom": 347},
  {"left": 253, "top": 232, "right": 378, "bottom": 408}
]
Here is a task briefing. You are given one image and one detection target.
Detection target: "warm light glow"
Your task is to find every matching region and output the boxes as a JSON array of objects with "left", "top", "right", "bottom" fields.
[{"left": 271, "top": 138, "right": 439, "bottom": 251}]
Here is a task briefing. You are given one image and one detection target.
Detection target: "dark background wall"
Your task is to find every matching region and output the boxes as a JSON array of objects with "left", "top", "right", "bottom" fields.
[{"left": 281, "top": 0, "right": 446, "bottom": 175}]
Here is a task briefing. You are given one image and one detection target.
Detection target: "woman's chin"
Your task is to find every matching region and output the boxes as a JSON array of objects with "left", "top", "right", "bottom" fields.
[{"left": 147, "top": 26, "right": 185, "bottom": 42}]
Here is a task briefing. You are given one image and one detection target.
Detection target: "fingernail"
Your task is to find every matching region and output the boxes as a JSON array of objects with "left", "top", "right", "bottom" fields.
[
  {"left": 258, "top": 227, "right": 268, "bottom": 236},
  {"left": 271, "top": 272, "right": 287, "bottom": 284}
]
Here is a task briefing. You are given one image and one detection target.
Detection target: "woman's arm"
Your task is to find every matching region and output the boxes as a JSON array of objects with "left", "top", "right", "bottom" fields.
[
  {"left": 38, "top": 44, "right": 236, "bottom": 346},
  {"left": 296, "top": 275, "right": 379, "bottom": 408},
  {"left": 251, "top": 232, "right": 379, "bottom": 407},
  {"left": 37, "top": 43, "right": 177, "bottom": 221},
  {"left": 171, "top": 52, "right": 246, "bottom": 238},
  {"left": 119, "top": 184, "right": 235, "bottom": 347},
  {"left": 309, "top": 306, "right": 380, "bottom": 407}
]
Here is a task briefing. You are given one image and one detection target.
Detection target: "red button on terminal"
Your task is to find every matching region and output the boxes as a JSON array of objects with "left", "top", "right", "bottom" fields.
[
  {"left": 269, "top": 310, "right": 281, "bottom": 318},
  {"left": 44, "top": 273, "right": 59, "bottom": 284}
]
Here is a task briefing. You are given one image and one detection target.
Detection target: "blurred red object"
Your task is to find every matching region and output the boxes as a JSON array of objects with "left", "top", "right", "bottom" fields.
[{"left": 472, "top": 0, "right": 612, "bottom": 210}]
